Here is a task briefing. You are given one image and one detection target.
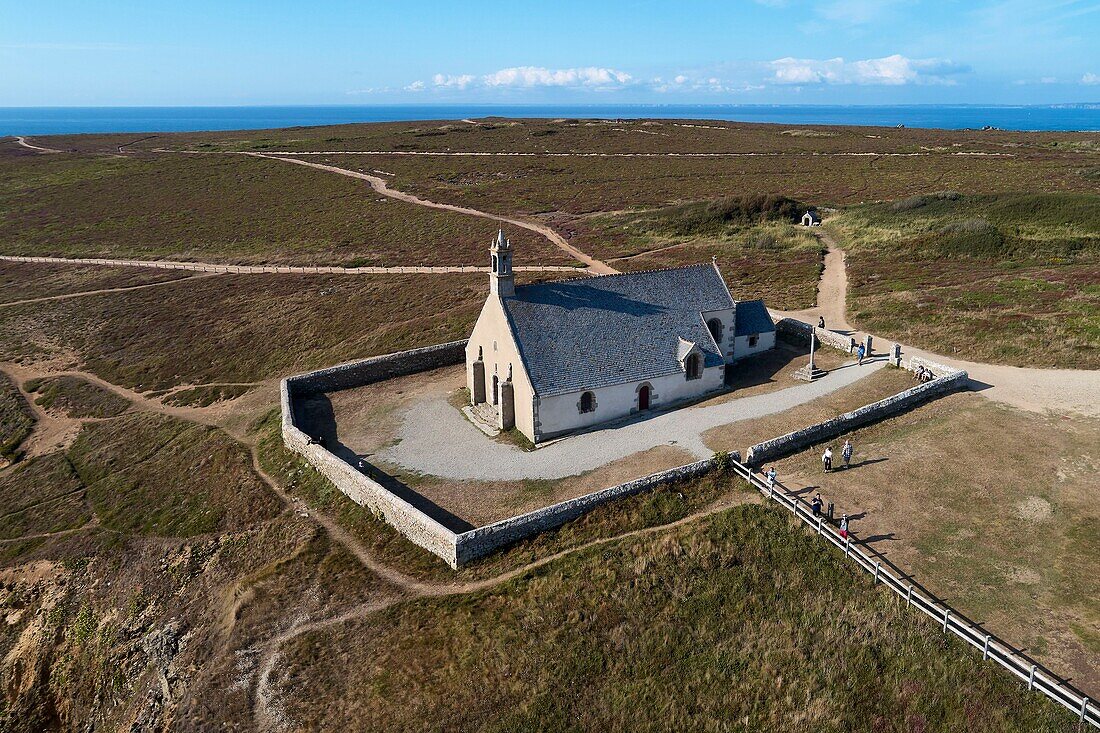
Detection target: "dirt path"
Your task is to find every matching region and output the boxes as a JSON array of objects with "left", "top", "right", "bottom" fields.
[
  {"left": 249, "top": 153, "right": 618, "bottom": 275},
  {"left": 796, "top": 229, "right": 850, "bottom": 332},
  {"left": 0, "top": 272, "right": 219, "bottom": 309},
  {"left": 249, "top": 489, "right": 762, "bottom": 729},
  {"left": 11, "top": 136, "right": 63, "bottom": 154},
  {"left": 0, "top": 254, "right": 584, "bottom": 277},
  {"left": 0, "top": 364, "right": 87, "bottom": 459},
  {"left": 780, "top": 228, "right": 1100, "bottom": 418}
]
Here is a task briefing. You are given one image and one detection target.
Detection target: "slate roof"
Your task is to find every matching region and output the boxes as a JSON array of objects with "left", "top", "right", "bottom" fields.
[
  {"left": 501, "top": 264, "right": 735, "bottom": 397},
  {"left": 734, "top": 299, "right": 776, "bottom": 337}
]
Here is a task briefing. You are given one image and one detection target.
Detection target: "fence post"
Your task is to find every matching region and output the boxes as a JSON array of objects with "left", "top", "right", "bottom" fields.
[
  {"left": 1028, "top": 665, "right": 1036, "bottom": 691},
  {"left": 983, "top": 635, "right": 991, "bottom": 660},
  {"left": 906, "top": 585, "right": 913, "bottom": 607},
  {"left": 844, "top": 536, "right": 850, "bottom": 558},
  {"left": 874, "top": 562, "right": 880, "bottom": 584},
  {"left": 1081, "top": 697, "right": 1090, "bottom": 723},
  {"left": 943, "top": 609, "right": 950, "bottom": 633},
  {"left": 817, "top": 516, "right": 823, "bottom": 535}
]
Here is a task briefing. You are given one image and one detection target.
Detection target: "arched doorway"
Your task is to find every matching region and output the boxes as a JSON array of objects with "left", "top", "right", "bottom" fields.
[
  {"left": 492, "top": 375, "right": 499, "bottom": 405},
  {"left": 638, "top": 384, "right": 651, "bottom": 411}
]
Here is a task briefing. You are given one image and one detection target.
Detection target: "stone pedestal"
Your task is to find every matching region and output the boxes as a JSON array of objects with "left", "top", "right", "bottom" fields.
[
  {"left": 794, "top": 328, "right": 827, "bottom": 381},
  {"left": 891, "top": 343, "right": 902, "bottom": 367}
]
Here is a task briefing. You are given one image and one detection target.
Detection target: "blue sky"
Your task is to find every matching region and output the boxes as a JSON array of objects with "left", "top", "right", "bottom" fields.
[{"left": 1, "top": 0, "right": 1098, "bottom": 106}]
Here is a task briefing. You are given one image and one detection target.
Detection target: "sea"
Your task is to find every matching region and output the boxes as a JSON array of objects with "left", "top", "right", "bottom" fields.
[{"left": 1, "top": 104, "right": 1098, "bottom": 136}]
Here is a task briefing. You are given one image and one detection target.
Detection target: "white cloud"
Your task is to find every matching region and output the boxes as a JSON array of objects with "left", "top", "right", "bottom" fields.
[
  {"left": 1083, "top": 72, "right": 1100, "bottom": 85},
  {"left": 770, "top": 55, "right": 967, "bottom": 86},
  {"left": 481, "top": 66, "right": 632, "bottom": 89},
  {"left": 404, "top": 80, "right": 426, "bottom": 92},
  {"left": 433, "top": 73, "right": 475, "bottom": 89},
  {"left": 674, "top": 74, "right": 689, "bottom": 84}
]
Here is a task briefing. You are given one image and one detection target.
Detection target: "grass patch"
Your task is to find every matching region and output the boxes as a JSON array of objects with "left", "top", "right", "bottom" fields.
[
  {"left": 0, "top": 152, "right": 568, "bottom": 267},
  {"left": 831, "top": 192, "right": 1100, "bottom": 368},
  {"left": 26, "top": 376, "right": 131, "bottom": 418},
  {"left": 67, "top": 412, "right": 281, "bottom": 536},
  {"left": 0, "top": 453, "right": 88, "bottom": 540},
  {"left": 0, "top": 273, "right": 486, "bottom": 391},
  {"left": 277, "top": 502, "right": 1076, "bottom": 731},
  {"left": 0, "top": 371, "right": 34, "bottom": 463}
]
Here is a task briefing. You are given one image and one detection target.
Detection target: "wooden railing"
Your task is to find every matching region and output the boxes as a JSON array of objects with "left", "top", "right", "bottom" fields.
[{"left": 729, "top": 458, "right": 1098, "bottom": 727}]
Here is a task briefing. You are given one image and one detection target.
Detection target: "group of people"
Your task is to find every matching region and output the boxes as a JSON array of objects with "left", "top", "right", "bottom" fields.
[
  {"left": 913, "top": 364, "right": 935, "bottom": 382},
  {"left": 760, "top": 438, "right": 857, "bottom": 539},
  {"left": 809, "top": 491, "right": 851, "bottom": 538},
  {"left": 821, "top": 439, "right": 854, "bottom": 472}
]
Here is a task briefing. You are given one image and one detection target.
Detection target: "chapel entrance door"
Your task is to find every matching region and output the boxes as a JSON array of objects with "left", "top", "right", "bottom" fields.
[
  {"left": 492, "top": 375, "right": 499, "bottom": 406},
  {"left": 638, "top": 385, "right": 651, "bottom": 411}
]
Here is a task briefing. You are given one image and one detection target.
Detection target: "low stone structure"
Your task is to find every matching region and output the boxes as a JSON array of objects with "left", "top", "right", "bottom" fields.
[
  {"left": 281, "top": 343, "right": 468, "bottom": 565},
  {"left": 453, "top": 455, "right": 729, "bottom": 565},
  {"left": 745, "top": 363, "right": 968, "bottom": 466},
  {"left": 282, "top": 332, "right": 969, "bottom": 568},
  {"left": 774, "top": 316, "right": 856, "bottom": 353},
  {"left": 281, "top": 342, "right": 731, "bottom": 568}
]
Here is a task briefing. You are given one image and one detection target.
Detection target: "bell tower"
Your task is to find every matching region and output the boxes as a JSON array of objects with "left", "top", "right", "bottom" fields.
[{"left": 490, "top": 228, "right": 515, "bottom": 298}]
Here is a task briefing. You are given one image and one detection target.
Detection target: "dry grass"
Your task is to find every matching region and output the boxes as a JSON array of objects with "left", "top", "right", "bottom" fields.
[
  {"left": 0, "top": 371, "right": 34, "bottom": 462},
  {"left": 25, "top": 376, "right": 131, "bottom": 418},
  {"left": 703, "top": 365, "right": 918, "bottom": 455},
  {"left": 768, "top": 392, "right": 1100, "bottom": 699},
  {"left": 274, "top": 503, "right": 1077, "bottom": 732},
  {"left": 0, "top": 151, "right": 569, "bottom": 267},
  {"left": 0, "top": 261, "right": 193, "bottom": 304},
  {"left": 0, "top": 272, "right": 487, "bottom": 391}
]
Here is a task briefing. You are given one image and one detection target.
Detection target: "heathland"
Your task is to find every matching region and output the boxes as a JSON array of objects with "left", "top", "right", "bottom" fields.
[{"left": 0, "top": 118, "right": 1096, "bottom": 730}]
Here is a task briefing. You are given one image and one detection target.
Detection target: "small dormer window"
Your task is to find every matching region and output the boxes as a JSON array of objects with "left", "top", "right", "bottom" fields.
[
  {"left": 685, "top": 353, "right": 703, "bottom": 380},
  {"left": 748, "top": 335, "right": 759, "bottom": 348}
]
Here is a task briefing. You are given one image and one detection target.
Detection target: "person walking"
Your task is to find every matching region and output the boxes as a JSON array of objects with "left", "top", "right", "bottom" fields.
[
  {"left": 839, "top": 514, "right": 850, "bottom": 539},
  {"left": 765, "top": 466, "right": 777, "bottom": 490},
  {"left": 842, "top": 440, "right": 853, "bottom": 469},
  {"left": 818, "top": 316, "right": 826, "bottom": 330},
  {"left": 822, "top": 446, "right": 833, "bottom": 472},
  {"left": 856, "top": 342, "right": 866, "bottom": 365},
  {"left": 811, "top": 493, "right": 823, "bottom": 517}
]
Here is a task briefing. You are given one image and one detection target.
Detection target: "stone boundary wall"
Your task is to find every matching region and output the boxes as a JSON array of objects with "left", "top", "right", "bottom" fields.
[
  {"left": 280, "top": 343, "right": 468, "bottom": 566},
  {"left": 909, "top": 355, "right": 959, "bottom": 378},
  {"left": 454, "top": 457, "right": 721, "bottom": 566},
  {"left": 286, "top": 340, "right": 467, "bottom": 395},
  {"left": 280, "top": 336, "right": 969, "bottom": 568},
  {"left": 745, "top": 366, "right": 968, "bottom": 466},
  {"left": 774, "top": 316, "right": 855, "bottom": 353}
]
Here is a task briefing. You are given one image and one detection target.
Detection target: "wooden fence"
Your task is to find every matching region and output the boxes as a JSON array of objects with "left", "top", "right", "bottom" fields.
[{"left": 729, "top": 458, "right": 1098, "bottom": 728}]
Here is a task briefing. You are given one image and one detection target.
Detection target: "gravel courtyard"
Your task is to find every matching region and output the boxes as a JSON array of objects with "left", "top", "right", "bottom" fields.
[{"left": 376, "top": 358, "right": 887, "bottom": 481}]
